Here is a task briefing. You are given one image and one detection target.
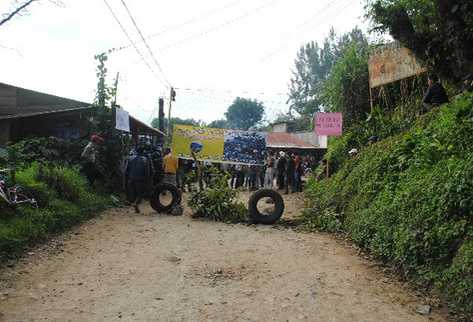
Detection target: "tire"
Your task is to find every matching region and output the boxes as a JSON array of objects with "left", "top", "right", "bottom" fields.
[
  {"left": 150, "top": 183, "right": 181, "bottom": 214},
  {"left": 248, "top": 189, "right": 284, "bottom": 224}
]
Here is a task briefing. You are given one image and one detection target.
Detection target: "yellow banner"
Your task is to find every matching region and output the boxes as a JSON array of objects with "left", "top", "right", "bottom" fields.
[{"left": 172, "top": 125, "right": 225, "bottom": 160}]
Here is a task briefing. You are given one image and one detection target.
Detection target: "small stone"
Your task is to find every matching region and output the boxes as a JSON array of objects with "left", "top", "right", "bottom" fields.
[
  {"left": 167, "top": 256, "right": 181, "bottom": 263},
  {"left": 416, "top": 305, "right": 431, "bottom": 315}
]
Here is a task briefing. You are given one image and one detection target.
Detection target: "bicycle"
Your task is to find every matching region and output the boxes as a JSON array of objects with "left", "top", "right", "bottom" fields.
[{"left": 0, "top": 169, "right": 38, "bottom": 208}]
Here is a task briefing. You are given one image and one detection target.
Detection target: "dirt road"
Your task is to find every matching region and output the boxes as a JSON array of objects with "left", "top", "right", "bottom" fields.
[{"left": 0, "top": 193, "right": 446, "bottom": 322}]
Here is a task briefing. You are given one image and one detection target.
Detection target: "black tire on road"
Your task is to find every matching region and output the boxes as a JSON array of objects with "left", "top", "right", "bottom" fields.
[
  {"left": 248, "top": 189, "right": 284, "bottom": 224},
  {"left": 150, "top": 183, "right": 181, "bottom": 214}
]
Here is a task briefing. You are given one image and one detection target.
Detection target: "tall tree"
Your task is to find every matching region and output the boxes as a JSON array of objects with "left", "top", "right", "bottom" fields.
[
  {"left": 225, "top": 97, "right": 265, "bottom": 130},
  {"left": 366, "top": 0, "right": 473, "bottom": 84},
  {"left": 322, "top": 41, "right": 371, "bottom": 127},
  {"left": 288, "top": 27, "right": 368, "bottom": 117}
]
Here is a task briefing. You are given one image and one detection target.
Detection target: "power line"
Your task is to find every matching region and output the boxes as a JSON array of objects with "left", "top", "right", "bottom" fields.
[
  {"left": 175, "top": 87, "right": 288, "bottom": 97},
  {"left": 175, "top": 89, "right": 289, "bottom": 106},
  {"left": 158, "top": 0, "right": 282, "bottom": 52},
  {"left": 102, "top": 0, "right": 168, "bottom": 89},
  {"left": 259, "top": 0, "right": 354, "bottom": 62},
  {"left": 119, "top": 0, "right": 171, "bottom": 88},
  {"left": 106, "top": 0, "right": 243, "bottom": 54}
]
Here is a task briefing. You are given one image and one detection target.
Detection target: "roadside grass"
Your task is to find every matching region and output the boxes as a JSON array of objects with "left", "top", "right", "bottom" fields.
[
  {"left": 303, "top": 93, "right": 473, "bottom": 318},
  {"left": 0, "top": 163, "right": 111, "bottom": 260}
]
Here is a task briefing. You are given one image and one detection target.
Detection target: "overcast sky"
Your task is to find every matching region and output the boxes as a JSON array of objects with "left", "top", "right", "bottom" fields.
[{"left": 0, "top": 0, "right": 367, "bottom": 125}]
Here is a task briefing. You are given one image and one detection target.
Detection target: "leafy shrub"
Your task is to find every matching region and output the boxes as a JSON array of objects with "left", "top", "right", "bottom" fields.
[
  {"left": 37, "top": 164, "right": 88, "bottom": 203},
  {"left": 0, "top": 163, "right": 110, "bottom": 260},
  {"left": 303, "top": 93, "right": 473, "bottom": 317},
  {"left": 7, "top": 137, "right": 87, "bottom": 167},
  {"left": 189, "top": 172, "right": 247, "bottom": 223}
]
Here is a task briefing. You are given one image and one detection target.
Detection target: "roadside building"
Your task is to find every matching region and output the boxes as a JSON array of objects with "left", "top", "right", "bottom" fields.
[{"left": 0, "top": 82, "right": 164, "bottom": 145}]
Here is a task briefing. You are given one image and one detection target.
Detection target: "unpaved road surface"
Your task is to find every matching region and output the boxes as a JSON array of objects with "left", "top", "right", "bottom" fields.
[{"left": 0, "top": 193, "right": 446, "bottom": 322}]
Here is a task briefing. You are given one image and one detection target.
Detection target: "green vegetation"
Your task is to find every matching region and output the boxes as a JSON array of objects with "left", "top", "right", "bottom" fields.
[
  {"left": 188, "top": 172, "right": 247, "bottom": 223},
  {"left": 303, "top": 93, "right": 473, "bottom": 317},
  {"left": 366, "top": 0, "right": 473, "bottom": 84},
  {"left": 0, "top": 163, "right": 110, "bottom": 260},
  {"left": 225, "top": 97, "right": 265, "bottom": 130}
]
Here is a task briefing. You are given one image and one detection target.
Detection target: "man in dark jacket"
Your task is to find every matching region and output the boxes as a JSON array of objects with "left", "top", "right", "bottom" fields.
[
  {"left": 422, "top": 74, "right": 449, "bottom": 113},
  {"left": 276, "top": 151, "right": 287, "bottom": 190},
  {"left": 125, "top": 145, "right": 153, "bottom": 213},
  {"left": 285, "top": 153, "right": 295, "bottom": 194}
]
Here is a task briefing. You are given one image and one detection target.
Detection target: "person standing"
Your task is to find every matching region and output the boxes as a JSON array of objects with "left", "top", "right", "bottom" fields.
[
  {"left": 422, "top": 74, "right": 449, "bottom": 113},
  {"left": 264, "top": 152, "right": 276, "bottom": 189},
  {"left": 294, "top": 152, "right": 303, "bottom": 192},
  {"left": 125, "top": 144, "right": 152, "bottom": 213},
  {"left": 285, "top": 153, "right": 296, "bottom": 194},
  {"left": 276, "top": 151, "right": 287, "bottom": 190},
  {"left": 163, "top": 148, "right": 179, "bottom": 186},
  {"left": 80, "top": 134, "right": 104, "bottom": 185}
]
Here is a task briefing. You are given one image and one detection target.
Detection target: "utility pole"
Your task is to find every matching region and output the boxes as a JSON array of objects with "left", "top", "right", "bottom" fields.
[
  {"left": 158, "top": 97, "right": 165, "bottom": 133},
  {"left": 167, "top": 87, "right": 176, "bottom": 137}
]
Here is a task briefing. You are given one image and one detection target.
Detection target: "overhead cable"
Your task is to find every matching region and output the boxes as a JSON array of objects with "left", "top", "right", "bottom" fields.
[
  {"left": 119, "top": 0, "right": 171, "bottom": 88},
  {"left": 102, "top": 0, "right": 169, "bottom": 89},
  {"left": 158, "top": 0, "right": 282, "bottom": 52},
  {"left": 259, "top": 0, "right": 354, "bottom": 62}
]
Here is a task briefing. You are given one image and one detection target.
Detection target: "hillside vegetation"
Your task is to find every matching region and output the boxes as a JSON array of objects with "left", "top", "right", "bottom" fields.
[{"left": 303, "top": 93, "right": 473, "bottom": 317}]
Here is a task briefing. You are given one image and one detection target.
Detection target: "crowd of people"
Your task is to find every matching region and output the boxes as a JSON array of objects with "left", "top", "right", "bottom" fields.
[
  {"left": 80, "top": 135, "right": 317, "bottom": 209},
  {"left": 175, "top": 151, "right": 316, "bottom": 194}
]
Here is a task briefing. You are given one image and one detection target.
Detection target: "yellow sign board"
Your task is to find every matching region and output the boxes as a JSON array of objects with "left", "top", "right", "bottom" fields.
[{"left": 172, "top": 125, "right": 225, "bottom": 160}]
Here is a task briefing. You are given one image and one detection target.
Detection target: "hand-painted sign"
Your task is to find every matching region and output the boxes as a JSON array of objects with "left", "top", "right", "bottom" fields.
[
  {"left": 172, "top": 125, "right": 266, "bottom": 164},
  {"left": 115, "top": 107, "right": 130, "bottom": 132},
  {"left": 314, "top": 113, "right": 343, "bottom": 137},
  {"left": 368, "top": 42, "right": 426, "bottom": 88},
  {"left": 172, "top": 125, "right": 225, "bottom": 161}
]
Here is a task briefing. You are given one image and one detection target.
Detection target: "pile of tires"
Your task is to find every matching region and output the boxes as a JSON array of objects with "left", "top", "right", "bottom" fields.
[{"left": 248, "top": 189, "right": 285, "bottom": 224}]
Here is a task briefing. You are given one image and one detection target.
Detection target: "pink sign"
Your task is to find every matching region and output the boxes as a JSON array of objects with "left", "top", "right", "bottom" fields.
[{"left": 315, "top": 113, "right": 343, "bottom": 136}]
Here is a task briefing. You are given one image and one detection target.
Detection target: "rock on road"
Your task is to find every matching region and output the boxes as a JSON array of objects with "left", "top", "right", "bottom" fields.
[{"left": 0, "top": 196, "right": 446, "bottom": 322}]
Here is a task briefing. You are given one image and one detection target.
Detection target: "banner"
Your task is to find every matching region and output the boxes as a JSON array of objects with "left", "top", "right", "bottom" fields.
[
  {"left": 115, "top": 107, "right": 130, "bottom": 132},
  {"left": 172, "top": 125, "right": 225, "bottom": 161},
  {"left": 315, "top": 113, "right": 343, "bottom": 137},
  {"left": 223, "top": 130, "right": 266, "bottom": 164},
  {"left": 172, "top": 125, "right": 266, "bottom": 164}
]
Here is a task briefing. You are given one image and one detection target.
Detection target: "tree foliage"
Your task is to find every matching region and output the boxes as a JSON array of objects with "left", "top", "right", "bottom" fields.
[
  {"left": 288, "top": 27, "right": 368, "bottom": 117},
  {"left": 322, "top": 41, "right": 371, "bottom": 127},
  {"left": 225, "top": 97, "right": 265, "bottom": 130},
  {"left": 207, "top": 119, "right": 228, "bottom": 129},
  {"left": 151, "top": 117, "right": 202, "bottom": 130},
  {"left": 366, "top": 0, "right": 473, "bottom": 84}
]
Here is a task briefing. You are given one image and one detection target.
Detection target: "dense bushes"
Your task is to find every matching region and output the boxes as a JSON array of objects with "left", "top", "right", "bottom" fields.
[
  {"left": 0, "top": 163, "right": 110, "bottom": 260},
  {"left": 7, "top": 137, "right": 87, "bottom": 166},
  {"left": 303, "top": 93, "right": 473, "bottom": 317}
]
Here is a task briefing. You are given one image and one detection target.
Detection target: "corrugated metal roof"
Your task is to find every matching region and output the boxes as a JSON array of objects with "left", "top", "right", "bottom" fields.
[
  {"left": 0, "top": 82, "right": 165, "bottom": 137},
  {"left": 266, "top": 132, "right": 317, "bottom": 149},
  {"left": 0, "top": 106, "right": 91, "bottom": 120}
]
